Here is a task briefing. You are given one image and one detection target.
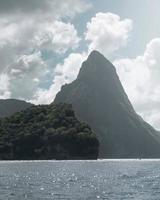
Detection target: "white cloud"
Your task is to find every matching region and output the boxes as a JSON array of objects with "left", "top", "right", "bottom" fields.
[
  {"left": 0, "top": 19, "right": 80, "bottom": 71},
  {"left": 4, "top": 52, "right": 48, "bottom": 100},
  {"left": 114, "top": 38, "right": 160, "bottom": 130},
  {"left": 32, "top": 12, "right": 133, "bottom": 104},
  {"left": 29, "top": 11, "right": 160, "bottom": 131},
  {"left": 32, "top": 52, "right": 87, "bottom": 104},
  {"left": 55, "top": 52, "right": 87, "bottom": 82},
  {"left": 85, "top": 12, "right": 132, "bottom": 57},
  {"left": 34, "top": 21, "right": 80, "bottom": 54},
  {"left": 0, "top": 0, "right": 89, "bottom": 100},
  {"left": 3, "top": 7, "right": 160, "bottom": 131},
  {"left": 0, "top": 73, "right": 10, "bottom": 99}
]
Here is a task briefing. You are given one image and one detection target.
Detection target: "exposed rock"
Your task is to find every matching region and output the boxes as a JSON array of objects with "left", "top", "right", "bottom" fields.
[{"left": 54, "top": 50, "right": 160, "bottom": 158}]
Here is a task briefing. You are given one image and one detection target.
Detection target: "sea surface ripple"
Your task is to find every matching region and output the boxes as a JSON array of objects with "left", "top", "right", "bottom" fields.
[{"left": 0, "top": 159, "right": 160, "bottom": 199}]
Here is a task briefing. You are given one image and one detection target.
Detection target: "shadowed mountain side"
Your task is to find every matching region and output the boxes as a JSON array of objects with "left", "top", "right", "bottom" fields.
[
  {"left": 54, "top": 50, "right": 160, "bottom": 158},
  {"left": 0, "top": 99, "right": 33, "bottom": 118}
]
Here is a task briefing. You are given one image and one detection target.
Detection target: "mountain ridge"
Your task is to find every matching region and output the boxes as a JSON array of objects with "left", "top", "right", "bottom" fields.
[
  {"left": 0, "top": 99, "right": 33, "bottom": 118},
  {"left": 54, "top": 50, "right": 160, "bottom": 158}
]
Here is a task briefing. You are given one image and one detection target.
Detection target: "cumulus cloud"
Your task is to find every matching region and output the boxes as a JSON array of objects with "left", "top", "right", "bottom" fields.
[
  {"left": 2, "top": 4, "right": 160, "bottom": 131},
  {"left": 114, "top": 38, "right": 160, "bottom": 129},
  {"left": 7, "top": 52, "right": 48, "bottom": 100},
  {"left": 85, "top": 12, "right": 132, "bottom": 57},
  {"left": 0, "top": 0, "right": 90, "bottom": 99},
  {"left": 32, "top": 12, "right": 133, "bottom": 104},
  {"left": 34, "top": 21, "right": 80, "bottom": 54},
  {"left": 0, "top": 19, "right": 80, "bottom": 98},
  {"left": 0, "top": 19, "right": 80, "bottom": 71},
  {"left": 32, "top": 52, "right": 87, "bottom": 104}
]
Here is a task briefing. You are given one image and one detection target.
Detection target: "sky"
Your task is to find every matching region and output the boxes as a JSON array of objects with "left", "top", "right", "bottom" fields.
[{"left": 0, "top": 0, "right": 160, "bottom": 129}]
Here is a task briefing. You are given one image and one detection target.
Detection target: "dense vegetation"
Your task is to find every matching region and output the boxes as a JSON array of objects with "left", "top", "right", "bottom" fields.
[{"left": 0, "top": 103, "right": 99, "bottom": 160}]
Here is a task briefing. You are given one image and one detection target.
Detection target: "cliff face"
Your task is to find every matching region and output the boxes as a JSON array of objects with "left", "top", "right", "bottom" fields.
[
  {"left": 0, "top": 103, "right": 99, "bottom": 160},
  {"left": 0, "top": 99, "right": 32, "bottom": 118},
  {"left": 54, "top": 50, "right": 160, "bottom": 158}
]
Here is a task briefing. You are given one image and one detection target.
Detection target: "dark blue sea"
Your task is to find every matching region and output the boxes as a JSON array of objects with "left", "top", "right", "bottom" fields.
[{"left": 0, "top": 160, "right": 160, "bottom": 199}]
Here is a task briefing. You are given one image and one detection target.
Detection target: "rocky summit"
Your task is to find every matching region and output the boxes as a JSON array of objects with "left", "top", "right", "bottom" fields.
[{"left": 54, "top": 50, "right": 160, "bottom": 158}]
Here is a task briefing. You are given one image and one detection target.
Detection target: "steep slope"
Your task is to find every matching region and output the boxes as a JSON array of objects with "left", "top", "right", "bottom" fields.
[
  {"left": 54, "top": 50, "right": 160, "bottom": 158},
  {"left": 0, "top": 99, "right": 32, "bottom": 118},
  {"left": 0, "top": 103, "right": 99, "bottom": 160}
]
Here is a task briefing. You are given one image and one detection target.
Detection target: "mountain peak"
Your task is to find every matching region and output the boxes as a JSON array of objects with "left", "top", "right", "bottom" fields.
[
  {"left": 54, "top": 51, "right": 160, "bottom": 158},
  {"left": 87, "top": 50, "right": 111, "bottom": 64},
  {"left": 88, "top": 50, "right": 104, "bottom": 58},
  {"left": 78, "top": 50, "right": 115, "bottom": 80}
]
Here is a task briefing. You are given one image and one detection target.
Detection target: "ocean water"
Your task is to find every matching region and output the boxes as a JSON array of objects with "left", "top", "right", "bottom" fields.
[{"left": 0, "top": 160, "right": 160, "bottom": 200}]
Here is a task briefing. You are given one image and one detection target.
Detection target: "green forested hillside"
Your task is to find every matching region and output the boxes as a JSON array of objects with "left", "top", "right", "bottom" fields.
[{"left": 0, "top": 103, "right": 99, "bottom": 160}]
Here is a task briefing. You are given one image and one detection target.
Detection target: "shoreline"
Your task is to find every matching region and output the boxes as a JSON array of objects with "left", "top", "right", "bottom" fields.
[{"left": 1, "top": 159, "right": 160, "bottom": 163}]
